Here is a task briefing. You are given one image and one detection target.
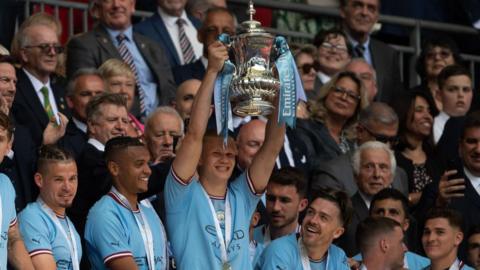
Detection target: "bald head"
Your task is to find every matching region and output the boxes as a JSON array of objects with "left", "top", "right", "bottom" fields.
[
  {"left": 236, "top": 119, "right": 266, "bottom": 170},
  {"left": 345, "top": 59, "right": 377, "bottom": 102},
  {"left": 175, "top": 79, "right": 201, "bottom": 120}
]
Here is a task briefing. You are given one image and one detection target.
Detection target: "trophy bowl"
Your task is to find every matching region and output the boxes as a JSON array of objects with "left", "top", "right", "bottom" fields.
[{"left": 228, "top": 2, "right": 280, "bottom": 117}]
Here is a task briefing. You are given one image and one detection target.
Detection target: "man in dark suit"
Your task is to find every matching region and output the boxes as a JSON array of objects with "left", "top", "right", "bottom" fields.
[
  {"left": 337, "top": 140, "right": 397, "bottom": 256},
  {"left": 69, "top": 93, "right": 129, "bottom": 236},
  {"left": 417, "top": 111, "right": 480, "bottom": 261},
  {"left": 340, "top": 0, "right": 403, "bottom": 104},
  {"left": 66, "top": 0, "right": 176, "bottom": 116},
  {"left": 170, "top": 6, "right": 235, "bottom": 85},
  {"left": 134, "top": 0, "right": 203, "bottom": 68},
  {"left": 310, "top": 102, "right": 408, "bottom": 197},
  {"left": 61, "top": 68, "right": 105, "bottom": 158},
  {"left": 13, "top": 21, "right": 70, "bottom": 146}
]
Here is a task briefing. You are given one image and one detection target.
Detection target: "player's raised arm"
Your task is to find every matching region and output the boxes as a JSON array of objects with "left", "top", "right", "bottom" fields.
[
  {"left": 248, "top": 101, "right": 286, "bottom": 193},
  {"left": 172, "top": 41, "right": 229, "bottom": 182}
]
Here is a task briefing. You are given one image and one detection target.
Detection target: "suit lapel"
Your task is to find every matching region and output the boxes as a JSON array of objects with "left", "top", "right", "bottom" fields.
[
  {"left": 352, "top": 192, "right": 369, "bottom": 220},
  {"left": 369, "top": 40, "right": 385, "bottom": 99},
  {"left": 465, "top": 176, "right": 480, "bottom": 209},
  {"left": 17, "top": 69, "right": 49, "bottom": 125},
  {"left": 94, "top": 25, "right": 122, "bottom": 59},
  {"left": 150, "top": 13, "right": 181, "bottom": 66}
]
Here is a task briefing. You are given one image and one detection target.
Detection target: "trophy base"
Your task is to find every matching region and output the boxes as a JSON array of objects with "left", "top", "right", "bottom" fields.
[{"left": 233, "top": 98, "right": 274, "bottom": 117}]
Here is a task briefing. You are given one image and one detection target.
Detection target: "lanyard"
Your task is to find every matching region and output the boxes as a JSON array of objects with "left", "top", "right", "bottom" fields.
[
  {"left": 110, "top": 187, "right": 157, "bottom": 270},
  {"left": 298, "top": 237, "right": 328, "bottom": 270},
  {"left": 37, "top": 198, "right": 79, "bottom": 270},
  {"left": 201, "top": 187, "right": 232, "bottom": 266}
]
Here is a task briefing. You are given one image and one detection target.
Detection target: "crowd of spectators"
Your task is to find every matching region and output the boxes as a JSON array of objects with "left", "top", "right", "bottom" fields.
[{"left": 1, "top": 0, "right": 480, "bottom": 269}]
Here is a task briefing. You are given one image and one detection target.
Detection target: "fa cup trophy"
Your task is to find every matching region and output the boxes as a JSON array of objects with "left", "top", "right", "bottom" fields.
[{"left": 227, "top": 1, "right": 280, "bottom": 116}]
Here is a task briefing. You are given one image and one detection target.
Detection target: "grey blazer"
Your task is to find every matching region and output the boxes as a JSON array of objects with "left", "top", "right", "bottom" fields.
[
  {"left": 66, "top": 24, "right": 176, "bottom": 106},
  {"left": 310, "top": 152, "right": 409, "bottom": 197}
]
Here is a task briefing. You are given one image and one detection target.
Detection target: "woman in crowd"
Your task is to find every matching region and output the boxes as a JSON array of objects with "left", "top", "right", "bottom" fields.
[
  {"left": 98, "top": 59, "right": 144, "bottom": 137},
  {"left": 312, "top": 29, "right": 353, "bottom": 95},
  {"left": 292, "top": 43, "right": 319, "bottom": 119},
  {"left": 294, "top": 71, "right": 368, "bottom": 168},
  {"left": 392, "top": 90, "right": 442, "bottom": 206},
  {"left": 413, "top": 36, "right": 462, "bottom": 111}
]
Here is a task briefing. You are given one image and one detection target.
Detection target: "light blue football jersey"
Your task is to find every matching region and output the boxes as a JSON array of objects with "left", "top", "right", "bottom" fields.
[
  {"left": 0, "top": 173, "right": 17, "bottom": 270},
  {"left": 353, "top": 250, "right": 430, "bottom": 269},
  {"left": 18, "top": 201, "right": 82, "bottom": 269},
  {"left": 85, "top": 192, "right": 167, "bottom": 270},
  {"left": 255, "top": 234, "right": 350, "bottom": 270},
  {"left": 164, "top": 168, "right": 261, "bottom": 270}
]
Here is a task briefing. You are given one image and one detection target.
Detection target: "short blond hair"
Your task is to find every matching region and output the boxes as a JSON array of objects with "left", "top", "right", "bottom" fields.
[{"left": 98, "top": 58, "right": 135, "bottom": 80}]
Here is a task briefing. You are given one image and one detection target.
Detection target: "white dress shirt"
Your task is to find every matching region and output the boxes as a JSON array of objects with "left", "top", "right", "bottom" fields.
[
  {"left": 317, "top": 71, "right": 331, "bottom": 85},
  {"left": 464, "top": 167, "right": 480, "bottom": 197},
  {"left": 72, "top": 117, "right": 87, "bottom": 134},
  {"left": 158, "top": 8, "right": 203, "bottom": 65},
  {"left": 87, "top": 138, "right": 105, "bottom": 152},
  {"left": 23, "top": 68, "right": 60, "bottom": 124},
  {"left": 433, "top": 111, "right": 450, "bottom": 144}
]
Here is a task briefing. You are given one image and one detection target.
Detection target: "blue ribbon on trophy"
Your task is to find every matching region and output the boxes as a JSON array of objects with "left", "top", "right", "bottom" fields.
[
  {"left": 274, "top": 36, "right": 304, "bottom": 128},
  {"left": 214, "top": 33, "right": 234, "bottom": 144}
]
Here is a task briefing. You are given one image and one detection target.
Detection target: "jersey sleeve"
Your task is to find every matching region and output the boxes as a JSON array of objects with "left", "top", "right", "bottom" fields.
[
  {"left": 164, "top": 167, "right": 196, "bottom": 212},
  {"left": 18, "top": 209, "right": 53, "bottom": 257},
  {"left": 230, "top": 170, "right": 262, "bottom": 216},
  {"left": 0, "top": 174, "right": 17, "bottom": 227},
  {"left": 255, "top": 238, "right": 296, "bottom": 270},
  {"left": 85, "top": 209, "right": 133, "bottom": 265}
]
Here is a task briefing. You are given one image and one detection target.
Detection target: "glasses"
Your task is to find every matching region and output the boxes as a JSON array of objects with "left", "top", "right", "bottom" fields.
[
  {"left": 426, "top": 49, "right": 452, "bottom": 60},
  {"left": 363, "top": 125, "right": 399, "bottom": 145},
  {"left": 332, "top": 86, "right": 361, "bottom": 102},
  {"left": 321, "top": 42, "right": 348, "bottom": 53},
  {"left": 23, "top": 43, "right": 64, "bottom": 54},
  {"left": 297, "top": 61, "right": 320, "bottom": 74}
]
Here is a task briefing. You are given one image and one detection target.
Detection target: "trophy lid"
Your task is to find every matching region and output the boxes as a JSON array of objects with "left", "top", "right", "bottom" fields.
[{"left": 238, "top": 1, "right": 270, "bottom": 35}]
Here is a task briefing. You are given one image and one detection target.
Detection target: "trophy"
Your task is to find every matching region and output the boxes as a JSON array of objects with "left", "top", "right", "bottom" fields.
[{"left": 228, "top": 1, "right": 280, "bottom": 116}]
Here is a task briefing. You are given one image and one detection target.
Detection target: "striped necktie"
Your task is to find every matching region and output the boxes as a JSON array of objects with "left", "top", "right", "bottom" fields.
[
  {"left": 176, "top": 18, "right": 195, "bottom": 64},
  {"left": 355, "top": 44, "right": 365, "bottom": 58},
  {"left": 40, "top": 86, "right": 55, "bottom": 121},
  {"left": 116, "top": 33, "right": 146, "bottom": 117}
]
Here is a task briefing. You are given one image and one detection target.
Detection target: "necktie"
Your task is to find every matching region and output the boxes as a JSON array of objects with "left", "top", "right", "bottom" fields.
[
  {"left": 176, "top": 18, "right": 195, "bottom": 64},
  {"left": 116, "top": 33, "right": 146, "bottom": 117},
  {"left": 40, "top": 86, "right": 55, "bottom": 121},
  {"left": 355, "top": 44, "right": 365, "bottom": 58}
]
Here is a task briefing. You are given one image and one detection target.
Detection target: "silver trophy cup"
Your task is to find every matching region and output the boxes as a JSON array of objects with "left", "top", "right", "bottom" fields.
[{"left": 228, "top": 1, "right": 280, "bottom": 116}]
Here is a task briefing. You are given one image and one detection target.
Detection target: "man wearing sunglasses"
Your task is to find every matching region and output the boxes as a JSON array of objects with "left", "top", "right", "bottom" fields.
[
  {"left": 310, "top": 102, "right": 408, "bottom": 198},
  {"left": 12, "top": 18, "right": 70, "bottom": 147}
]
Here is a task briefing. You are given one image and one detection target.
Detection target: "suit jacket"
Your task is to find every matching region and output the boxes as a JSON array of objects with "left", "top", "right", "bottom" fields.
[
  {"left": 369, "top": 38, "right": 404, "bottom": 104},
  {"left": 171, "top": 58, "right": 206, "bottom": 85},
  {"left": 337, "top": 192, "right": 369, "bottom": 256},
  {"left": 0, "top": 123, "right": 37, "bottom": 212},
  {"left": 134, "top": 12, "right": 202, "bottom": 68},
  {"left": 66, "top": 24, "right": 176, "bottom": 106},
  {"left": 436, "top": 116, "right": 466, "bottom": 166},
  {"left": 12, "top": 69, "right": 70, "bottom": 146},
  {"left": 310, "top": 152, "right": 409, "bottom": 197},
  {"left": 58, "top": 120, "right": 88, "bottom": 159}
]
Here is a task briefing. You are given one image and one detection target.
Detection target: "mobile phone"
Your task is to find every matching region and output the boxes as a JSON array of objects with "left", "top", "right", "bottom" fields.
[{"left": 447, "top": 158, "right": 463, "bottom": 181}]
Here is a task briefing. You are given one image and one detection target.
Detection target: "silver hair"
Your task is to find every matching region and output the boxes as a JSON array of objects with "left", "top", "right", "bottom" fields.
[
  {"left": 146, "top": 106, "right": 185, "bottom": 135},
  {"left": 66, "top": 68, "right": 103, "bottom": 97},
  {"left": 358, "top": 102, "right": 398, "bottom": 128},
  {"left": 346, "top": 58, "right": 377, "bottom": 82},
  {"left": 352, "top": 140, "right": 396, "bottom": 177}
]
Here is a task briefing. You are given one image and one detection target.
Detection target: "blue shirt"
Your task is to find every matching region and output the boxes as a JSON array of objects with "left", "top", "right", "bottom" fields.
[
  {"left": 354, "top": 251, "right": 430, "bottom": 269},
  {"left": 346, "top": 33, "right": 372, "bottom": 66},
  {"left": 255, "top": 234, "right": 350, "bottom": 270},
  {"left": 164, "top": 168, "right": 262, "bottom": 270},
  {"left": 0, "top": 173, "right": 16, "bottom": 270},
  {"left": 106, "top": 26, "right": 159, "bottom": 115},
  {"left": 18, "top": 201, "right": 82, "bottom": 270},
  {"left": 85, "top": 192, "right": 167, "bottom": 270}
]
